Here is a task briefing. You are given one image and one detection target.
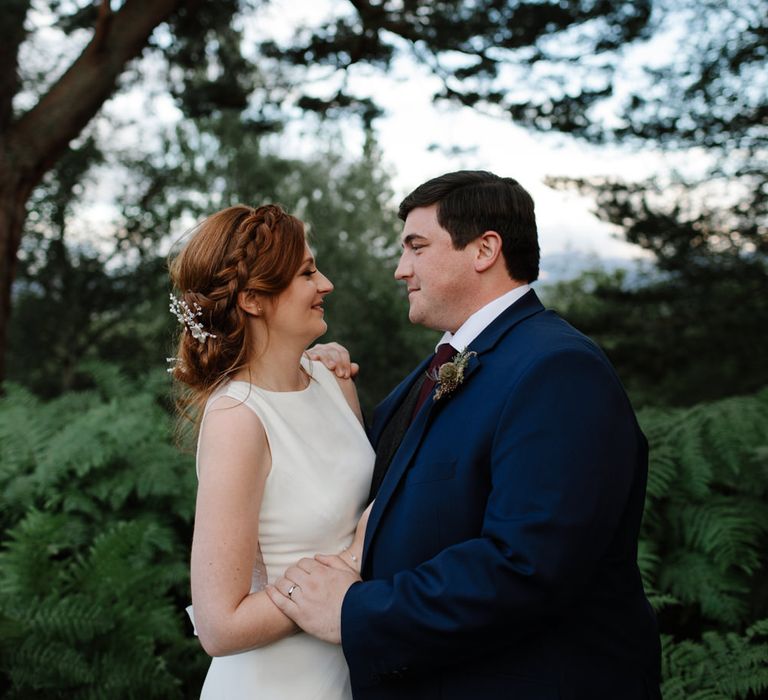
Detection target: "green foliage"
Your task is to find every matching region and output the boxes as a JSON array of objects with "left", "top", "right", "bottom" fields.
[
  {"left": 541, "top": 260, "right": 768, "bottom": 407},
  {"left": 2, "top": 365, "right": 767, "bottom": 697},
  {"left": 543, "top": 3, "right": 767, "bottom": 379},
  {"left": 3, "top": 3, "right": 765, "bottom": 695},
  {"left": 637, "top": 388, "right": 768, "bottom": 699},
  {"left": 10, "top": 120, "right": 435, "bottom": 411},
  {"left": 660, "top": 621, "right": 768, "bottom": 700},
  {"left": 0, "top": 364, "right": 206, "bottom": 699},
  {"left": 158, "top": 116, "right": 438, "bottom": 410},
  {"left": 9, "top": 133, "right": 172, "bottom": 397}
]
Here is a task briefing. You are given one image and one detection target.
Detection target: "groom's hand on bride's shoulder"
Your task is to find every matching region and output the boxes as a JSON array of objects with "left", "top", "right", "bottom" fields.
[
  {"left": 267, "top": 555, "right": 361, "bottom": 644},
  {"left": 306, "top": 342, "right": 359, "bottom": 379}
]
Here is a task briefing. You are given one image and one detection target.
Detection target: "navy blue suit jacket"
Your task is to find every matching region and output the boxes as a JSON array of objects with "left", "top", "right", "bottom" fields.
[{"left": 341, "top": 290, "right": 661, "bottom": 699}]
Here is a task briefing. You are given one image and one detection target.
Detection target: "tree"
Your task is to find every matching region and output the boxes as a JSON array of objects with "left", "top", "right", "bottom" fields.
[
  {"left": 119, "top": 112, "right": 441, "bottom": 411},
  {"left": 538, "top": 0, "right": 767, "bottom": 405},
  {"left": 529, "top": 0, "right": 767, "bottom": 406},
  {"left": 7, "top": 107, "right": 435, "bottom": 409},
  {"left": 2, "top": 0, "right": 688, "bottom": 381},
  {"left": 542, "top": 261, "right": 768, "bottom": 406},
  {"left": 557, "top": 0, "right": 765, "bottom": 261},
  {"left": 5, "top": 0, "right": 764, "bottom": 382},
  {"left": 0, "top": 0, "right": 189, "bottom": 382}
]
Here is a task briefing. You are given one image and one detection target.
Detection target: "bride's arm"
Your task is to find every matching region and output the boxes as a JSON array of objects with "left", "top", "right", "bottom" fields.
[
  {"left": 332, "top": 373, "right": 364, "bottom": 426},
  {"left": 338, "top": 502, "right": 372, "bottom": 573},
  {"left": 332, "top": 368, "right": 370, "bottom": 571},
  {"left": 329, "top": 368, "right": 370, "bottom": 571},
  {"left": 191, "top": 396, "right": 297, "bottom": 657}
]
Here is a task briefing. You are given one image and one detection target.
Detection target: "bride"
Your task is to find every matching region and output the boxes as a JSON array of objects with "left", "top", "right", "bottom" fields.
[{"left": 168, "top": 204, "right": 373, "bottom": 699}]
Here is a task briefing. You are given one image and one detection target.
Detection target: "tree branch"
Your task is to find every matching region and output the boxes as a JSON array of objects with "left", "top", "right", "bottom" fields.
[
  {"left": 0, "top": 0, "right": 32, "bottom": 133},
  {"left": 92, "top": 0, "right": 115, "bottom": 52},
  {"left": 7, "top": 0, "right": 185, "bottom": 188}
]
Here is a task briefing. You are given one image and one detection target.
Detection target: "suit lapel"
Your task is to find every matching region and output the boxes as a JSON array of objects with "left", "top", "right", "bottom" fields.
[{"left": 362, "top": 289, "right": 546, "bottom": 569}]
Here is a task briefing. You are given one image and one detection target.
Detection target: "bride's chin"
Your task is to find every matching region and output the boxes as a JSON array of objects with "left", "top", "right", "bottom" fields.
[{"left": 303, "top": 322, "right": 328, "bottom": 346}]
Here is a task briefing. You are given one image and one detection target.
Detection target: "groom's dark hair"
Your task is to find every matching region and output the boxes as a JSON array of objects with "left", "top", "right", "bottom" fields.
[{"left": 398, "top": 170, "right": 540, "bottom": 283}]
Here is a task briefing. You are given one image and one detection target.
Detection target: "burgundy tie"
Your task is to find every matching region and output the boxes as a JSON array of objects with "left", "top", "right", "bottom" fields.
[{"left": 411, "top": 343, "right": 457, "bottom": 420}]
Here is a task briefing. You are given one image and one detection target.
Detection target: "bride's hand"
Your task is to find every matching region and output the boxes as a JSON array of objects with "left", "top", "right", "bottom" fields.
[{"left": 306, "top": 342, "right": 359, "bottom": 379}]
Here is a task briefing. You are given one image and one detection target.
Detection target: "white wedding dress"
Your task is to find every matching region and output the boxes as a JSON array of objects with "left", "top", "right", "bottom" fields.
[{"left": 189, "top": 359, "right": 374, "bottom": 699}]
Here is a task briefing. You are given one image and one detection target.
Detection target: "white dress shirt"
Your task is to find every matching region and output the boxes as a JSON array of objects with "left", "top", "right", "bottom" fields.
[{"left": 437, "top": 284, "right": 531, "bottom": 352}]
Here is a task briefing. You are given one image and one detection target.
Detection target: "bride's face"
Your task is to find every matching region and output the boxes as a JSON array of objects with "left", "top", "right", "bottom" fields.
[{"left": 265, "top": 244, "right": 333, "bottom": 343}]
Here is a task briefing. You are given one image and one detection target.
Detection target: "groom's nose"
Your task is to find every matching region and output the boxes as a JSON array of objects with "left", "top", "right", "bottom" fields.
[{"left": 394, "top": 252, "right": 411, "bottom": 280}]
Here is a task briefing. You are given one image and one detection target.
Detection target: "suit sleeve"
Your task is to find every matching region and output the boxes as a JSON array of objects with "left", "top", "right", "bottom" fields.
[{"left": 340, "top": 347, "right": 645, "bottom": 685}]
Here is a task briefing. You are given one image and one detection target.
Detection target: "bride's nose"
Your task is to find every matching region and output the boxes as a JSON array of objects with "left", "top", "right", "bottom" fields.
[{"left": 317, "top": 271, "right": 333, "bottom": 294}]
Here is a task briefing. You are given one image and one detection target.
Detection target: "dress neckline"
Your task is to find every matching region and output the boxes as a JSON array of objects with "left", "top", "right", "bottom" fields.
[
  {"left": 228, "top": 377, "right": 315, "bottom": 396},
  {"left": 228, "top": 361, "right": 316, "bottom": 396}
]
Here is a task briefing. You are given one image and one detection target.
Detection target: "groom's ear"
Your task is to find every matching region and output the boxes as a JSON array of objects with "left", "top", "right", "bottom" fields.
[{"left": 473, "top": 231, "right": 503, "bottom": 273}]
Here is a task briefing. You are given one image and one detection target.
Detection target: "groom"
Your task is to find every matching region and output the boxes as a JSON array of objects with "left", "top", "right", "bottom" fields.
[{"left": 268, "top": 171, "right": 662, "bottom": 699}]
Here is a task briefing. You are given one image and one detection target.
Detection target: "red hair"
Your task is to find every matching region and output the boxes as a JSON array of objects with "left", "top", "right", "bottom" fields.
[{"left": 168, "top": 204, "right": 306, "bottom": 430}]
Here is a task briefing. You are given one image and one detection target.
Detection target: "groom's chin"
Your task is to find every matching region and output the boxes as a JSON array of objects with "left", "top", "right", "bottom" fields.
[{"left": 407, "top": 304, "right": 425, "bottom": 326}]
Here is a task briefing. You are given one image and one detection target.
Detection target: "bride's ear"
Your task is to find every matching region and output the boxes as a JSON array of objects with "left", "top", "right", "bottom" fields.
[{"left": 238, "top": 289, "right": 265, "bottom": 317}]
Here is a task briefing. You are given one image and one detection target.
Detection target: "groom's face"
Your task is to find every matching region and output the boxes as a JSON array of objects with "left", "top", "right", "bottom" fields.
[{"left": 395, "top": 204, "right": 476, "bottom": 333}]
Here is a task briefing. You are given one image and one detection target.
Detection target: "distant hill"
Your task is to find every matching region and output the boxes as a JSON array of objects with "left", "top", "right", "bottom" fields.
[{"left": 539, "top": 250, "right": 647, "bottom": 285}]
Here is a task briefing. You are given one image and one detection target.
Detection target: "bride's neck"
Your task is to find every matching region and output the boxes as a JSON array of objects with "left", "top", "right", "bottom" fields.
[{"left": 235, "top": 339, "right": 308, "bottom": 392}]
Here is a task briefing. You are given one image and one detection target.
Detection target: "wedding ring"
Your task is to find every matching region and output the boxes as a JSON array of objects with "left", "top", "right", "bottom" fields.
[{"left": 287, "top": 584, "right": 298, "bottom": 598}]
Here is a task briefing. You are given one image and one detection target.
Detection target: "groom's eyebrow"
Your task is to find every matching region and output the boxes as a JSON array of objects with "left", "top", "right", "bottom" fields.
[{"left": 401, "top": 233, "right": 427, "bottom": 248}]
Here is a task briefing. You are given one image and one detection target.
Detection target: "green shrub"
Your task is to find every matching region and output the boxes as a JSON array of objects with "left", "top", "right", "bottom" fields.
[
  {"left": 0, "top": 363, "right": 206, "bottom": 699},
  {"left": 1, "top": 366, "right": 766, "bottom": 697},
  {"left": 638, "top": 388, "right": 768, "bottom": 699}
]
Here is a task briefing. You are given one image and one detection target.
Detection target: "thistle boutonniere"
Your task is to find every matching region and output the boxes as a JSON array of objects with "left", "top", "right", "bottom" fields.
[{"left": 430, "top": 349, "right": 477, "bottom": 402}]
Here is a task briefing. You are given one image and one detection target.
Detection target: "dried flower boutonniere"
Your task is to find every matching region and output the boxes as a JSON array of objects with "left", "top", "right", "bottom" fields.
[{"left": 430, "top": 349, "right": 477, "bottom": 402}]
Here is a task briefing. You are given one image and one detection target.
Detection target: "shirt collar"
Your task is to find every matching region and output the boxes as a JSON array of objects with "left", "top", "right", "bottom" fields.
[{"left": 437, "top": 284, "right": 531, "bottom": 352}]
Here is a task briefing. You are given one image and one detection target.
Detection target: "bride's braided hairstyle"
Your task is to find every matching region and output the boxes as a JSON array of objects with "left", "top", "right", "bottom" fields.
[{"left": 168, "top": 204, "right": 306, "bottom": 425}]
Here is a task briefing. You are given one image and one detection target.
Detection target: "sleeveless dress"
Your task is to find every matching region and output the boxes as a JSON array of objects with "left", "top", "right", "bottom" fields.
[{"left": 189, "top": 359, "right": 374, "bottom": 699}]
